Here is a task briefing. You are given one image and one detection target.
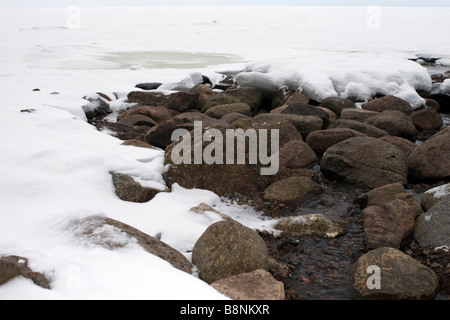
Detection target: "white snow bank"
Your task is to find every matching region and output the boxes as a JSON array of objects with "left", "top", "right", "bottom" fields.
[
  {"left": 440, "top": 79, "right": 450, "bottom": 94},
  {"left": 238, "top": 54, "right": 431, "bottom": 109}
]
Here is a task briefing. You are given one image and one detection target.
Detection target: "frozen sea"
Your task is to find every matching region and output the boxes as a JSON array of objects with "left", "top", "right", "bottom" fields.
[{"left": 0, "top": 6, "right": 449, "bottom": 300}]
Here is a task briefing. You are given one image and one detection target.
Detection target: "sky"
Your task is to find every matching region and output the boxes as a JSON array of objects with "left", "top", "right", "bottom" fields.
[{"left": 1, "top": 0, "right": 449, "bottom": 9}]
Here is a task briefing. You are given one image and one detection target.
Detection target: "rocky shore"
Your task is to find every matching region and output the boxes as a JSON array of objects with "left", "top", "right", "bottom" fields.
[{"left": 4, "top": 66, "right": 448, "bottom": 300}]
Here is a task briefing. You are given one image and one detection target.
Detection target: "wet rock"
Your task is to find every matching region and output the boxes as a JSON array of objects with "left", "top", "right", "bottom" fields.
[
  {"left": 320, "top": 97, "right": 356, "bottom": 117},
  {"left": 305, "top": 128, "right": 366, "bottom": 157},
  {"left": 362, "top": 95, "right": 414, "bottom": 116},
  {"left": 350, "top": 247, "right": 440, "bottom": 300},
  {"left": 279, "top": 140, "right": 318, "bottom": 169},
  {"left": 409, "top": 107, "right": 443, "bottom": 133},
  {"left": 111, "top": 172, "right": 168, "bottom": 203},
  {"left": 329, "top": 119, "right": 388, "bottom": 138},
  {"left": 274, "top": 214, "right": 348, "bottom": 238},
  {"left": 378, "top": 136, "right": 417, "bottom": 158},
  {"left": 211, "top": 269, "right": 285, "bottom": 300},
  {"left": 356, "top": 183, "right": 423, "bottom": 218},
  {"left": 251, "top": 114, "right": 323, "bottom": 139},
  {"left": 263, "top": 176, "right": 323, "bottom": 206},
  {"left": 321, "top": 137, "right": 408, "bottom": 189},
  {"left": 362, "top": 199, "right": 415, "bottom": 249},
  {"left": 339, "top": 108, "right": 379, "bottom": 123},
  {"left": 0, "top": 256, "right": 50, "bottom": 289},
  {"left": 414, "top": 194, "right": 450, "bottom": 248},
  {"left": 118, "top": 105, "right": 174, "bottom": 124},
  {"left": 192, "top": 220, "right": 269, "bottom": 284},
  {"left": 408, "top": 129, "right": 450, "bottom": 181},
  {"left": 365, "top": 110, "right": 417, "bottom": 140},
  {"left": 205, "top": 103, "right": 252, "bottom": 119},
  {"left": 420, "top": 183, "right": 450, "bottom": 212}
]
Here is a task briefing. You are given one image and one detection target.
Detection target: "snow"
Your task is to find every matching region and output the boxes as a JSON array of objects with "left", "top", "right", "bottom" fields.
[
  {"left": 0, "top": 5, "right": 449, "bottom": 300},
  {"left": 440, "top": 79, "right": 450, "bottom": 94}
]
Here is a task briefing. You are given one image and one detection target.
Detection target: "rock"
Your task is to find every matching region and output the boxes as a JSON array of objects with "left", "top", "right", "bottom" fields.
[
  {"left": 165, "top": 91, "right": 200, "bottom": 112},
  {"left": 204, "top": 87, "right": 263, "bottom": 111},
  {"left": 414, "top": 194, "right": 450, "bottom": 248},
  {"left": 320, "top": 97, "right": 356, "bottom": 117},
  {"left": 378, "top": 136, "right": 417, "bottom": 158},
  {"left": 0, "top": 256, "right": 50, "bottom": 289},
  {"left": 111, "top": 172, "right": 168, "bottom": 203},
  {"left": 365, "top": 110, "right": 418, "bottom": 140},
  {"left": 340, "top": 108, "right": 379, "bottom": 122},
  {"left": 190, "top": 203, "right": 233, "bottom": 221},
  {"left": 321, "top": 137, "right": 408, "bottom": 189},
  {"left": 127, "top": 91, "right": 168, "bottom": 106},
  {"left": 220, "top": 112, "right": 251, "bottom": 125},
  {"left": 329, "top": 119, "right": 388, "bottom": 138},
  {"left": 271, "top": 87, "right": 296, "bottom": 109},
  {"left": 118, "top": 105, "right": 174, "bottom": 124},
  {"left": 192, "top": 220, "right": 269, "bottom": 284},
  {"left": 145, "top": 112, "right": 224, "bottom": 149},
  {"left": 356, "top": 183, "right": 423, "bottom": 218},
  {"left": 135, "top": 82, "right": 162, "bottom": 90},
  {"left": 82, "top": 93, "right": 111, "bottom": 120},
  {"left": 362, "top": 95, "right": 414, "bottom": 115},
  {"left": 251, "top": 114, "right": 323, "bottom": 139},
  {"left": 274, "top": 214, "right": 347, "bottom": 238},
  {"left": 236, "top": 72, "right": 279, "bottom": 98},
  {"left": 362, "top": 199, "right": 416, "bottom": 249},
  {"left": 117, "top": 114, "right": 158, "bottom": 128},
  {"left": 268, "top": 257, "right": 291, "bottom": 284},
  {"left": 280, "top": 103, "right": 333, "bottom": 127},
  {"left": 263, "top": 176, "right": 323, "bottom": 206},
  {"left": 211, "top": 269, "right": 285, "bottom": 300},
  {"left": 408, "top": 130, "right": 450, "bottom": 181},
  {"left": 425, "top": 99, "right": 440, "bottom": 111},
  {"left": 420, "top": 183, "right": 450, "bottom": 212},
  {"left": 70, "top": 216, "right": 192, "bottom": 273},
  {"left": 121, "top": 140, "right": 158, "bottom": 149},
  {"left": 305, "top": 128, "right": 366, "bottom": 157},
  {"left": 350, "top": 247, "right": 440, "bottom": 300},
  {"left": 190, "top": 84, "right": 214, "bottom": 111},
  {"left": 284, "top": 89, "right": 310, "bottom": 106},
  {"left": 409, "top": 107, "right": 443, "bottom": 132},
  {"left": 205, "top": 103, "right": 252, "bottom": 119},
  {"left": 279, "top": 140, "right": 318, "bottom": 169}
]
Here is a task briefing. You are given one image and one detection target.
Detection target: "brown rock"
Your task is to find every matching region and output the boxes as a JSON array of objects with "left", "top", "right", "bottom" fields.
[
  {"left": 320, "top": 97, "right": 356, "bottom": 117},
  {"left": 263, "top": 176, "right": 323, "bottom": 206},
  {"left": 363, "top": 95, "right": 413, "bottom": 115},
  {"left": 340, "top": 108, "right": 379, "bottom": 122},
  {"left": 321, "top": 137, "right": 408, "bottom": 189},
  {"left": 251, "top": 114, "right": 323, "bottom": 139},
  {"left": 117, "top": 114, "right": 158, "bottom": 128},
  {"left": 284, "top": 89, "right": 310, "bottom": 106},
  {"left": 365, "top": 110, "right": 417, "bottom": 140},
  {"left": 329, "top": 119, "right": 388, "bottom": 138},
  {"left": 205, "top": 103, "right": 252, "bottom": 119},
  {"left": 280, "top": 103, "right": 332, "bottom": 127},
  {"left": 111, "top": 172, "right": 168, "bottom": 203},
  {"left": 121, "top": 140, "right": 159, "bottom": 149},
  {"left": 211, "top": 269, "right": 285, "bottom": 300},
  {"left": 0, "top": 256, "right": 50, "bottom": 289},
  {"left": 350, "top": 247, "right": 440, "bottom": 300},
  {"left": 409, "top": 107, "right": 443, "bottom": 132},
  {"left": 192, "top": 220, "right": 269, "bottom": 284},
  {"left": 305, "top": 128, "right": 366, "bottom": 157},
  {"left": 274, "top": 214, "right": 347, "bottom": 238},
  {"left": 279, "top": 140, "right": 318, "bottom": 168},
  {"left": 378, "top": 136, "right": 417, "bottom": 158},
  {"left": 117, "top": 105, "right": 174, "bottom": 124},
  {"left": 220, "top": 112, "right": 251, "bottom": 125},
  {"left": 362, "top": 199, "right": 416, "bottom": 249}
]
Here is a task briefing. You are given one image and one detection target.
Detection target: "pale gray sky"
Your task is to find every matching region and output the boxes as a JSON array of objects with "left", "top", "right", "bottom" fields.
[{"left": 1, "top": 0, "right": 449, "bottom": 9}]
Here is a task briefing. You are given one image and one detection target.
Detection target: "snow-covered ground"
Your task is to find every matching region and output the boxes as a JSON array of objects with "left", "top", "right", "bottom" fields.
[{"left": 0, "top": 6, "right": 449, "bottom": 300}]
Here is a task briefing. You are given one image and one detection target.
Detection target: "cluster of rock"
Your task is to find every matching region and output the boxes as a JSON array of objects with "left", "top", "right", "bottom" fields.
[{"left": 83, "top": 72, "right": 450, "bottom": 300}]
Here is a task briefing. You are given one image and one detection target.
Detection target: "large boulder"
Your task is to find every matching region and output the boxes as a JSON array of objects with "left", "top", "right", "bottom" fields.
[
  {"left": 408, "top": 130, "right": 450, "bottom": 181},
  {"left": 279, "top": 103, "right": 333, "bottom": 127},
  {"left": 414, "top": 194, "right": 450, "bottom": 248},
  {"left": 305, "top": 128, "right": 366, "bottom": 157},
  {"left": 203, "top": 87, "right": 263, "bottom": 111},
  {"left": 362, "top": 199, "right": 416, "bottom": 249},
  {"left": 365, "top": 110, "right": 418, "bottom": 140},
  {"left": 211, "top": 269, "right": 285, "bottom": 300},
  {"left": 409, "top": 107, "right": 443, "bottom": 133},
  {"left": 340, "top": 108, "right": 379, "bottom": 122},
  {"left": 192, "top": 220, "right": 269, "bottom": 284},
  {"left": 251, "top": 114, "right": 323, "bottom": 139},
  {"left": 279, "top": 140, "right": 318, "bottom": 169},
  {"left": 205, "top": 103, "right": 252, "bottom": 119},
  {"left": 362, "top": 95, "right": 413, "bottom": 115},
  {"left": 350, "top": 247, "right": 440, "bottom": 300},
  {"left": 321, "top": 137, "right": 408, "bottom": 189},
  {"left": 378, "top": 136, "right": 418, "bottom": 158},
  {"left": 329, "top": 119, "right": 388, "bottom": 138},
  {"left": 127, "top": 91, "right": 199, "bottom": 113},
  {"left": 271, "top": 88, "right": 310, "bottom": 109},
  {"left": 117, "top": 105, "right": 174, "bottom": 124}
]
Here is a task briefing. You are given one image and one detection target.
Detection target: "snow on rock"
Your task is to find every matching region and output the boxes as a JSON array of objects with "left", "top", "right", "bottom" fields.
[
  {"left": 239, "top": 54, "right": 431, "bottom": 109},
  {"left": 440, "top": 79, "right": 450, "bottom": 95}
]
